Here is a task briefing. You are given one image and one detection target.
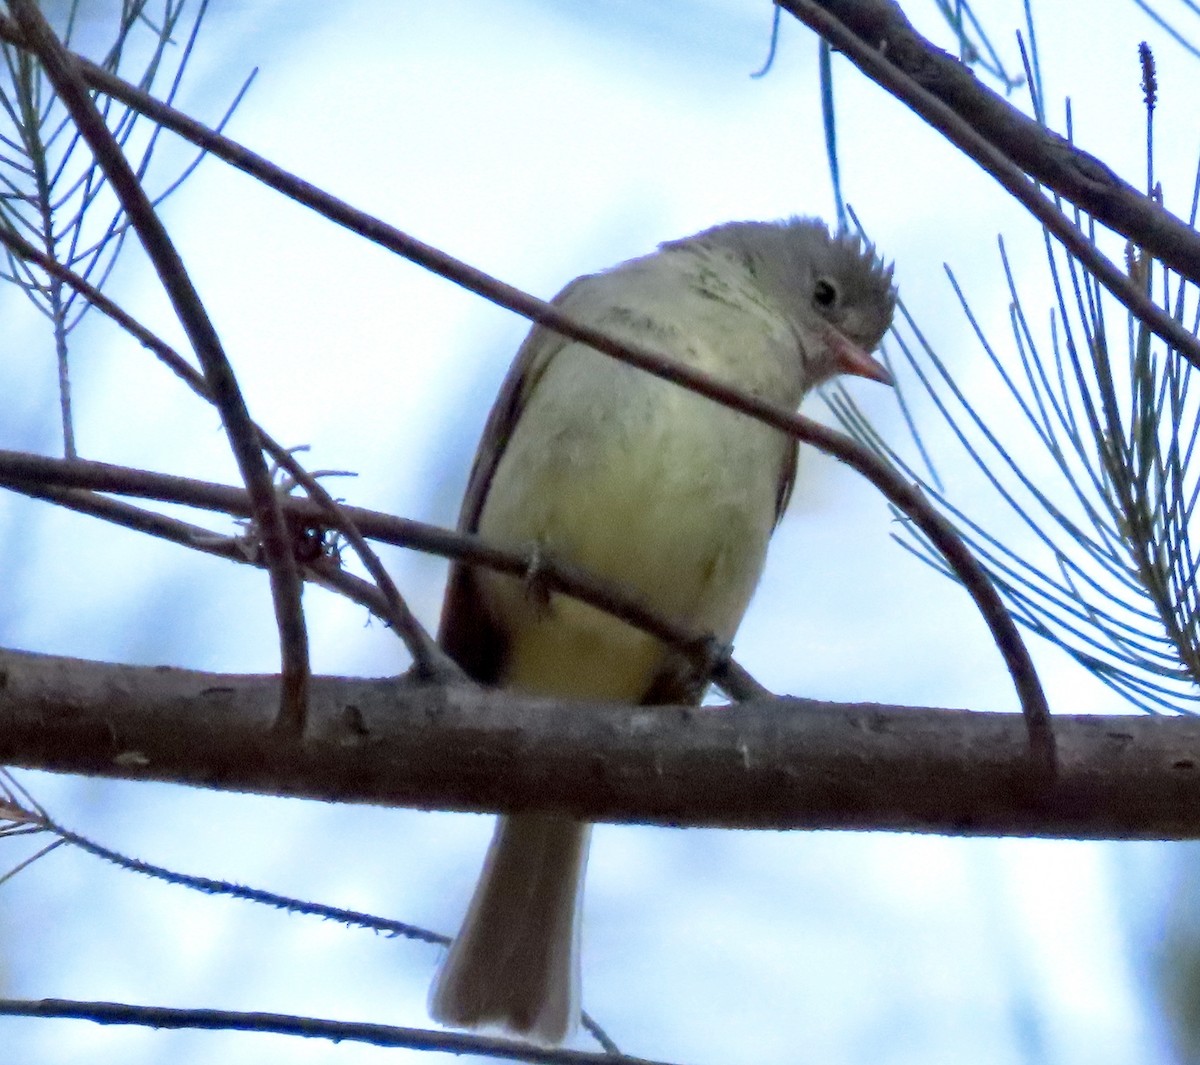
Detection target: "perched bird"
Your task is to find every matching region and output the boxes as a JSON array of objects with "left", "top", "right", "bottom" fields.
[{"left": 430, "top": 217, "right": 897, "bottom": 1044}]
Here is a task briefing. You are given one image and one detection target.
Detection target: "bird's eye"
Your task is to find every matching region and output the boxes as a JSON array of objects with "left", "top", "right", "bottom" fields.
[{"left": 813, "top": 277, "right": 838, "bottom": 309}]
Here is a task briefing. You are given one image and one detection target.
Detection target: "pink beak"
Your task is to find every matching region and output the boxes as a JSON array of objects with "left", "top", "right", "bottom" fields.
[{"left": 826, "top": 324, "right": 893, "bottom": 385}]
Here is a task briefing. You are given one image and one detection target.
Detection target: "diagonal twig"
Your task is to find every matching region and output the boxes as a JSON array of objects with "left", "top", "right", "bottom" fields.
[
  {"left": 778, "top": 0, "right": 1200, "bottom": 374},
  {"left": 0, "top": 9, "right": 1052, "bottom": 763},
  {"left": 0, "top": 998, "right": 661, "bottom": 1065},
  {"left": 0, "top": 768, "right": 620, "bottom": 1056},
  {"left": 0, "top": 219, "right": 455, "bottom": 680},
  {"left": 0, "top": 450, "right": 761, "bottom": 701},
  {"left": 7, "top": 0, "right": 311, "bottom": 735},
  {"left": 779, "top": 0, "right": 1200, "bottom": 287}
]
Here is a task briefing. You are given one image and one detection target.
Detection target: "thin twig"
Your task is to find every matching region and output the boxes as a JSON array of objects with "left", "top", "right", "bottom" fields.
[
  {"left": 0, "top": 187, "right": 455, "bottom": 682},
  {"left": 0, "top": 998, "right": 661, "bottom": 1065},
  {"left": 0, "top": 451, "right": 754, "bottom": 701},
  {"left": 0, "top": 775, "right": 619, "bottom": 1056},
  {"left": 2, "top": 482, "right": 395, "bottom": 627},
  {"left": 7, "top": 0, "right": 311, "bottom": 735},
  {"left": 0, "top": 838, "right": 64, "bottom": 887}
]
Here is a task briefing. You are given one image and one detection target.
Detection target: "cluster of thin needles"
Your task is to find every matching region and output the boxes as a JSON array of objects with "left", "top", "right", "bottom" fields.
[
  {"left": 819, "top": 18, "right": 1200, "bottom": 716},
  {"left": 829, "top": 160, "right": 1200, "bottom": 716},
  {"left": 0, "top": 0, "right": 252, "bottom": 458}
]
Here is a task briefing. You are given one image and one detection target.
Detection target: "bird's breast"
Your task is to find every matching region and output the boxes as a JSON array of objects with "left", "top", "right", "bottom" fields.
[{"left": 475, "top": 342, "right": 789, "bottom": 700}]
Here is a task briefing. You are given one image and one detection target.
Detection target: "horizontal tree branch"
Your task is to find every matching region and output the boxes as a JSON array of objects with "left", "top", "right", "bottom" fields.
[
  {"left": 0, "top": 449, "right": 766, "bottom": 698},
  {"left": 1, "top": 648, "right": 1197, "bottom": 840}
]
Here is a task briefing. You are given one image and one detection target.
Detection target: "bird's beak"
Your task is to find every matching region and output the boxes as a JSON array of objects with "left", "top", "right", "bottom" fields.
[{"left": 826, "top": 324, "right": 893, "bottom": 386}]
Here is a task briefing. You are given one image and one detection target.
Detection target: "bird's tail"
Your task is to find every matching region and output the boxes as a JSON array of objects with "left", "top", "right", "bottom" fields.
[{"left": 429, "top": 813, "right": 591, "bottom": 1045}]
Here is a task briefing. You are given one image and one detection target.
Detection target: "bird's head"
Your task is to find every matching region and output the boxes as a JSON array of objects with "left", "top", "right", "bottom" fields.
[{"left": 683, "top": 216, "right": 897, "bottom": 390}]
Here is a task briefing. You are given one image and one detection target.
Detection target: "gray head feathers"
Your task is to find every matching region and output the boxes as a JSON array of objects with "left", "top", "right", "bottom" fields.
[{"left": 664, "top": 217, "right": 897, "bottom": 356}]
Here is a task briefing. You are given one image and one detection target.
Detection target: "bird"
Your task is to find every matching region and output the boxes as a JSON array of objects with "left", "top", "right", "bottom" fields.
[{"left": 429, "top": 216, "right": 897, "bottom": 1044}]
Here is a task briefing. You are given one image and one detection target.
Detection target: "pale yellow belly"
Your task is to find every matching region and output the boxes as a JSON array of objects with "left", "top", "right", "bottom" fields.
[{"left": 475, "top": 348, "right": 786, "bottom": 701}]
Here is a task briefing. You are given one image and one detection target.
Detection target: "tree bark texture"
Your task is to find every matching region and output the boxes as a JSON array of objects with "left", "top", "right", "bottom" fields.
[{"left": 1, "top": 648, "right": 1197, "bottom": 839}]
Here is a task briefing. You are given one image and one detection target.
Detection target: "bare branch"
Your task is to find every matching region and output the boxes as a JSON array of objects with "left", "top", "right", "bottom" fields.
[
  {"left": 779, "top": 0, "right": 1200, "bottom": 287},
  {"left": 0, "top": 997, "right": 661, "bottom": 1065},
  {"left": 7, "top": 0, "right": 311, "bottom": 734},
  {"left": 778, "top": 0, "right": 1200, "bottom": 372},
  {"left": 0, "top": 646, "right": 1195, "bottom": 839}
]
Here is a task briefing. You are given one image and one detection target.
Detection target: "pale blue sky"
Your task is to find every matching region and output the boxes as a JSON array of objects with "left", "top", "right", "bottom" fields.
[{"left": 1, "top": 2, "right": 1197, "bottom": 1063}]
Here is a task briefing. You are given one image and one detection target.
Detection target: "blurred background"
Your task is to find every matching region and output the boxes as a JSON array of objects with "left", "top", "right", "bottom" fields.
[{"left": 1, "top": 1, "right": 1198, "bottom": 1062}]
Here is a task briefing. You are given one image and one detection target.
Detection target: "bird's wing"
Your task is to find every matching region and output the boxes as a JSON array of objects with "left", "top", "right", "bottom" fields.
[
  {"left": 774, "top": 435, "right": 800, "bottom": 525},
  {"left": 437, "top": 279, "right": 588, "bottom": 683}
]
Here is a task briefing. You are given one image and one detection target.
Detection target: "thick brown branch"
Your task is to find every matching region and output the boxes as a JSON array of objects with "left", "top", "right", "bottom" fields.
[
  {"left": 782, "top": 0, "right": 1200, "bottom": 287},
  {"left": 779, "top": 0, "right": 1200, "bottom": 372},
  {"left": 0, "top": 647, "right": 1195, "bottom": 839}
]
